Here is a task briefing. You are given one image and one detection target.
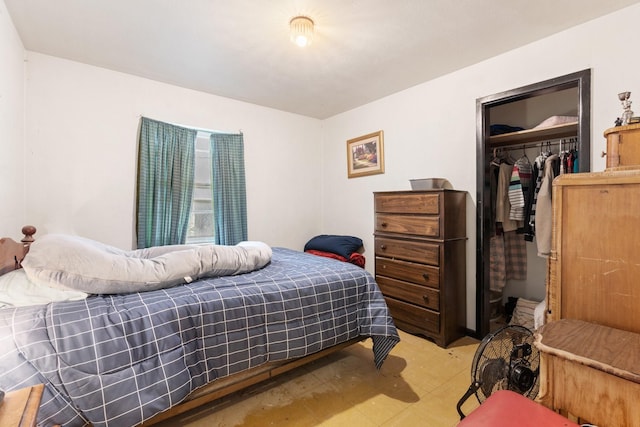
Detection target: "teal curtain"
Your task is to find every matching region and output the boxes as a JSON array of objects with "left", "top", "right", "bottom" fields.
[
  {"left": 137, "top": 117, "right": 196, "bottom": 248},
  {"left": 210, "top": 133, "right": 247, "bottom": 245}
]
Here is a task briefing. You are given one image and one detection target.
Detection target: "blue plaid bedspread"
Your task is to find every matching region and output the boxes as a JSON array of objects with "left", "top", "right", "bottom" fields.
[{"left": 0, "top": 248, "right": 398, "bottom": 426}]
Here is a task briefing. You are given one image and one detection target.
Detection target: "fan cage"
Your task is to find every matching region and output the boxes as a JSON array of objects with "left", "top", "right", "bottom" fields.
[{"left": 470, "top": 324, "right": 540, "bottom": 403}]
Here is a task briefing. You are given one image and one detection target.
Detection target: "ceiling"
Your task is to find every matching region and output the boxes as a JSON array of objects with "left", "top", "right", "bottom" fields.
[{"left": 5, "top": 0, "right": 640, "bottom": 119}]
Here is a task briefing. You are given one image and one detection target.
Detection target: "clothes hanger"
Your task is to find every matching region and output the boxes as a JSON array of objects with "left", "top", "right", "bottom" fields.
[
  {"left": 518, "top": 144, "right": 530, "bottom": 163},
  {"left": 490, "top": 147, "right": 503, "bottom": 166}
]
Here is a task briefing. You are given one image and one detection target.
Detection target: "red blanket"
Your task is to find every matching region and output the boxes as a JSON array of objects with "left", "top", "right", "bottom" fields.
[{"left": 305, "top": 249, "right": 365, "bottom": 268}]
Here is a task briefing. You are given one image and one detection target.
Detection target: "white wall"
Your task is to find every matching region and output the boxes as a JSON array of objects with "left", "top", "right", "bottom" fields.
[
  {"left": 24, "top": 53, "right": 323, "bottom": 250},
  {"left": 321, "top": 3, "right": 640, "bottom": 330},
  {"left": 9, "top": 3, "right": 640, "bottom": 332},
  {"left": 0, "top": 1, "right": 25, "bottom": 237}
]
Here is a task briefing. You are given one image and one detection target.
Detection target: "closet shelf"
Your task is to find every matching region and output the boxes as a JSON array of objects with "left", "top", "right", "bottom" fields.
[{"left": 489, "top": 121, "right": 578, "bottom": 148}]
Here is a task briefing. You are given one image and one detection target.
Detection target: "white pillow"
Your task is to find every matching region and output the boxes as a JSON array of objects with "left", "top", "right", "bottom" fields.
[
  {"left": 0, "top": 269, "right": 88, "bottom": 309},
  {"left": 21, "top": 234, "right": 272, "bottom": 294}
]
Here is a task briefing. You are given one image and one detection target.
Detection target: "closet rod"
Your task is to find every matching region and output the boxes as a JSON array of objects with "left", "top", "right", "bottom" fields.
[{"left": 496, "top": 137, "right": 578, "bottom": 152}]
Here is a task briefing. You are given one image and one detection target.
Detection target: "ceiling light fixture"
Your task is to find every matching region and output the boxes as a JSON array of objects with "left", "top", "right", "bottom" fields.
[{"left": 290, "top": 16, "right": 314, "bottom": 47}]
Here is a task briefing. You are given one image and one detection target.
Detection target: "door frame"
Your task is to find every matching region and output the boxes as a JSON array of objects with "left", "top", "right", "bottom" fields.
[{"left": 475, "top": 69, "right": 591, "bottom": 338}]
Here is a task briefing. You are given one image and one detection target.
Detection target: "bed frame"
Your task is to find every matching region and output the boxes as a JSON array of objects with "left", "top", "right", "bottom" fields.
[{"left": 0, "top": 226, "right": 362, "bottom": 425}]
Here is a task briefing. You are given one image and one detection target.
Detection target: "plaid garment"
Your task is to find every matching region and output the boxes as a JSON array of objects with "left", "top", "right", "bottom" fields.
[
  {"left": 504, "top": 230, "right": 527, "bottom": 280},
  {"left": 490, "top": 230, "right": 527, "bottom": 291},
  {"left": 489, "top": 234, "right": 506, "bottom": 291}
]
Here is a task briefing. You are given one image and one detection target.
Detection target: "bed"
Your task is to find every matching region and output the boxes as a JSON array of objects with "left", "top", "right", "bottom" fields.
[{"left": 0, "top": 227, "right": 399, "bottom": 426}]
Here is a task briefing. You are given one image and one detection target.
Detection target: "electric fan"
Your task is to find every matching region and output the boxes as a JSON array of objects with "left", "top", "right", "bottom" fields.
[{"left": 456, "top": 324, "right": 540, "bottom": 419}]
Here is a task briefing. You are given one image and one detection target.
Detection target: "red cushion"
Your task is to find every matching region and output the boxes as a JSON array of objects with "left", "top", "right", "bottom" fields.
[{"left": 458, "top": 390, "right": 579, "bottom": 427}]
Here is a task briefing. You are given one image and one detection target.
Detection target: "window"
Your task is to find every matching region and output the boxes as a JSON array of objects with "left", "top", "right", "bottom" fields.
[
  {"left": 137, "top": 117, "right": 246, "bottom": 248},
  {"left": 186, "top": 132, "right": 215, "bottom": 243}
]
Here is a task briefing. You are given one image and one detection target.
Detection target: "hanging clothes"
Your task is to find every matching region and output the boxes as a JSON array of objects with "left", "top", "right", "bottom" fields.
[
  {"left": 509, "top": 155, "right": 532, "bottom": 223},
  {"left": 536, "top": 154, "right": 560, "bottom": 257},
  {"left": 557, "top": 138, "right": 580, "bottom": 176},
  {"left": 568, "top": 149, "right": 575, "bottom": 173},
  {"left": 523, "top": 150, "right": 548, "bottom": 242},
  {"left": 504, "top": 230, "right": 527, "bottom": 280},
  {"left": 489, "top": 159, "right": 501, "bottom": 236},
  {"left": 496, "top": 162, "right": 519, "bottom": 232},
  {"left": 508, "top": 165, "right": 525, "bottom": 221},
  {"left": 490, "top": 150, "right": 528, "bottom": 290},
  {"left": 516, "top": 155, "right": 533, "bottom": 195},
  {"left": 489, "top": 234, "right": 507, "bottom": 291},
  {"left": 489, "top": 228, "right": 527, "bottom": 291}
]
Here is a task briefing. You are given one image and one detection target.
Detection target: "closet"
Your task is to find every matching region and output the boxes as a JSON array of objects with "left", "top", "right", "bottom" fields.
[{"left": 475, "top": 70, "right": 591, "bottom": 338}]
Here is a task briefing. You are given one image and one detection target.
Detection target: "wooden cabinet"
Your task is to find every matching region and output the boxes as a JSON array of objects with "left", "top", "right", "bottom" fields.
[
  {"left": 538, "top": 169, "right": 640, "bottom": 426},
  {"left": 603, "top": 123, "right": 640, "bottom": 170},
  {"left": 374, "top": 190, "right": 466, "bottom": 347},
  {"left": 547, "top": 169, "right": 640, "bottom": 331}
]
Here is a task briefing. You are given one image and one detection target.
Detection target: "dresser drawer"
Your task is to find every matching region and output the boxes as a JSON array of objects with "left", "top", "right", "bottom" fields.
[
  {"left": 375, "top": 192, "right": 440, "bottom": 214},
  {"left": 375, "top": 214, "right": 440, "bottom": 237},
  {"left": 375, "top": 257, "right": 440, "bottom": 288},
  {"left": 384, "top": 296, "right": 440, "bottom": 334},
  {"left": 376, "top": 276, "right": 439, "bottom": 311},
  {"left": 375, "top": 237, "right": 440, "bottom": 265}
]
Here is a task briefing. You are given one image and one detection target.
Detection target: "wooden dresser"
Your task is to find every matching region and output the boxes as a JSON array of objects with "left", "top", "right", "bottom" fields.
[{"left": 374, "top": 190, "right": 466, "bottom": 347}]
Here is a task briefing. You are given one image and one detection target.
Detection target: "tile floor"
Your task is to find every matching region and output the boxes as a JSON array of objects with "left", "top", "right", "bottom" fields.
[{"left": 156, "top": 330, "right": 481, "bottom": 427}]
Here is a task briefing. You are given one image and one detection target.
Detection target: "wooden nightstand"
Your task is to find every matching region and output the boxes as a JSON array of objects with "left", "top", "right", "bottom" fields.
[{"left": 0, "top": 384, "right": 44, "bottom": 427}]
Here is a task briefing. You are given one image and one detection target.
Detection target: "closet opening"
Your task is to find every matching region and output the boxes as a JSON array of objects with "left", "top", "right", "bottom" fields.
[{"left": 475, "top": 69, "right": 591, "bottom": 339}]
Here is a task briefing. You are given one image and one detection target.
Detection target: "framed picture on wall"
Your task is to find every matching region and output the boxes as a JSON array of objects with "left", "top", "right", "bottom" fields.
[{"left": 346, "top": 130, "right": 384, "bottom": 178}]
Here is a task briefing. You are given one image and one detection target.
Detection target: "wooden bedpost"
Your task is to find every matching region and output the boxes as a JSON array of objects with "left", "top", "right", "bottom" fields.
[
  {"left": 0, "top": 226, "right": 36, "bottom": 275},
  {"left": 21, "top": 225, "right": 36, "bottom": 245}
]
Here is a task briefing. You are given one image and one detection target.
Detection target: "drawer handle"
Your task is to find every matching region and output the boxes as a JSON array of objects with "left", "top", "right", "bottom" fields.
[
  {"left": 381, "top": 222, "right": 388, "bottom": 227},
  {"left": 422, "top": 273, "right": 429, "bottom": 281},
  {"left": 380, "top": 244, "right": 387, "bottom": 250},
  {"left": 422, "top": 295, "right": 430, "bottom": 303}
]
